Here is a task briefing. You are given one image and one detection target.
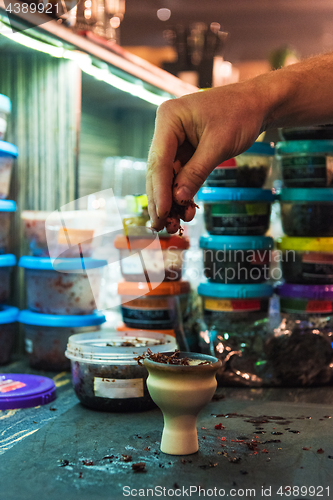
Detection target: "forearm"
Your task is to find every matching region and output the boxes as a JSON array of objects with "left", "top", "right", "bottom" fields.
[{"left": 260, "top": 52, "right": 333, "bottom": 131}]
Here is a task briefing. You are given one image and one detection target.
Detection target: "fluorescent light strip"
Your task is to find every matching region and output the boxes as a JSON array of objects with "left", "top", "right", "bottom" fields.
[{"left": 0, "top": 21, "right": 170, "bottom": 106}]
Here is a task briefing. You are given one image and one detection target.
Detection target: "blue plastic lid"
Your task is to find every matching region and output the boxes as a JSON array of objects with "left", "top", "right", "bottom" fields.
[
  {"left": 0, "top": 141, "right": 18, "bottom": 158},
  {"left": 0, "top": 374, "right": 56, "bottom": 410},
  {"left": 0, "top": 200, "right": 16, "bottom": 212},
  {"left": 243, "top": 142, "right": 275, "bottom": 156},
  {"left": 197, "top": 187, "right": 275, "bottom": 202},
  {"left": 200, "top": 235, "right": 274, "bottom": 250},
  {"left": 0, "top": 254, "right": 16, "bottom": 267},
  {"left": 18, "top": 310, "right": 106, "bottom": 327},
  {"left": 0, "top": 94, "right": 11, "bottom": 114},
  {"left": 276, "top": 140, "right": 333, "bottom": 155},
  {"left": 198, "top": 282, "right": 273, "bottom": 299},
  {"left": 279, "top": 188, "right": 333, "bottom": 202},
  {"left": 18, "top": 256, "right": 108, "bottom": 271},
  {"left": 0, "top": 306, "right": 19, "bottom": 324}
]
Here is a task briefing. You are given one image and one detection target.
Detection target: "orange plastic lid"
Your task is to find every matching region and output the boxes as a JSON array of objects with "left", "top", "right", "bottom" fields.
[
  {"left": 114, "top": 235, "right": 190, "bottom": 251},
  {"left": 116, "top": 323, "right": 176, "bottom": 338},
  {"left": 118, "top": 280, "right": 191, "bottom": 297}
]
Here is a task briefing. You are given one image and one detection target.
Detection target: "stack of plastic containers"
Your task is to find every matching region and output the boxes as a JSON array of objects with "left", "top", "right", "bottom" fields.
[
  {"left": 197, "top": 143, "right": 275, "bottom": 386},
  {"left": 114, "top": 230, "right": 192, "bottom": 348},
  {"left": 273, "top": 133, "right": 333, "bottom": 386},
  {"left": 18, "top": 216, "right": 107, "bottom": 371},
  {"left": 0, "top": 94, "right": 19, "bottom": 366}
]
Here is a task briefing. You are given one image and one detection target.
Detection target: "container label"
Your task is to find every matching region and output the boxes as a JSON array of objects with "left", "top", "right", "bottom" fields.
[
  {"left": 302, "top": 251, "right": 333, "bottom": 279},
  {"left": 0, "top": 379, "right": 26, "bottom": 393},
  {"left": 280, "top": 297, "right": 333, "bottom": 313},
  {"left": 25, "top": 338, "right": 33, "bottom": 354},
  {"left": 94, "top": 377, "right": 144, "bottom": 399},
  {"left": 282, "top": 154, "right": 331, "bottom": 186},
  {"left": 207, "top": 203, "right": 270, "bottom": 235},
  {"left": 121, "top": 254, "right": 143, "bottom": 275},
  {"left": 204, "top": 298, "right": 261, "bottom": 312}
]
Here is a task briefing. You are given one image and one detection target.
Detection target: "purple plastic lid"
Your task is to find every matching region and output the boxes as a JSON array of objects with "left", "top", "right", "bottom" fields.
[
  {"left": 276, "top": 283, "right": 333, "bottom": 300},
  {"left": 0, "top": 373, "right": 56, "bottom": 410}
]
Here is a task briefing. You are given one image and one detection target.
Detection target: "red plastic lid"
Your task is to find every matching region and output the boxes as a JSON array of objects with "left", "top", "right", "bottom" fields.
[
  {"left": 114, "top": 235, "right": 190, "bottom": 250},
  {"left": 117, "top": 322, "right": 176, "bottom": 337},
  {"left": 118, "top": 280, "right": 191, "bottom": 297},
  {"left": 215, "top": 158, "right": 237, "bottom": 169}
]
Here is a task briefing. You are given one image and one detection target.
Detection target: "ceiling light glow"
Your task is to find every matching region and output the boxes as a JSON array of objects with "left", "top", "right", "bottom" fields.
[{"left": 157, "top": 8, "right": 171, "bottom": 21}]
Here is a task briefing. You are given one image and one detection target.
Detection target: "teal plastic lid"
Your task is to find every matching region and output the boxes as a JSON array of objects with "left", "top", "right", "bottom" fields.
[
  {"left": 243, "top": 142, "right": 274, "bottom": 155},
  {"left": 197, "top": 187, "right": 275, "bottom": 202},
  {"left": 0, "top": 254, "right": 16, "bottom": 267},
  {"left": 276, "top": 140, "right": 333, "bottom": 155},
  {"left": 19, "top": 310, "right": 106, "bottom": 327},
  {"left": 198, "top": 282, "right": 273, "bottom": 299},
  {"left": 0, "top": 95, "right": 11, "bottom": 114},
  {"left": 0, "top": 200, "right": 16, "bottom": 212},
  {"left": 0, "top": 141, "right": 18, "bottom": 158},
  {"left": 279, "top": 188, "right": 333, "bottom": 202},
  {"left": 200, "top": 235, "right": 274, "bottom": 250},
  {"left": 19, "top": 256, "right": 108, "bottom": 271},
  {"left": 0, "top": 306, "right": 19, "bottom": 324}
]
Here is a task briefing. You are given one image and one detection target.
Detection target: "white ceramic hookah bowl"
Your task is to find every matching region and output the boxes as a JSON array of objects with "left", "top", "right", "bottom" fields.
[{"left": 143, "top": 352, "right": 222, "bottom": 455}]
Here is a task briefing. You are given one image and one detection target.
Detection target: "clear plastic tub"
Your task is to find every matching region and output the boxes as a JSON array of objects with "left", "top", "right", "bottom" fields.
[
  {"left": 200, "top": 235, "right": 273, "bottom": 284},
  {"left": 114, "top": 234, "right": 189, "bottom": 282},
  {"left": 0, "top": 95, "right": 11, "bottom": 141},
  {"left": 19, "top": 310, "right": 106, "bottom": 371},
  {"left": 276, "top": 140, "right": 333, "bottom": 188},
  {"left": 21, "top": 209, "right": 105, "bottom": 257},
  {"left": 19, "top": 256, "right": 108, "bottom": 315},
  {"left": 206, "top": 142, "right": 274, "bottom": 188},
  {"left": 198, "top": 282, "right": 273, "bottom": 387},
  {"left": 269, "top": 284, "right": 333, "bottom": 386},
  {"left": 0, "top": 254, "right": 16, "bottom": 302},
  {"left": 197, "top": 187, "right": 275, "bottom": 236},
  {"left": 0, "top": 142, "right": 18, "bottom": 199},
  {"left": 279, "top": 188, "right": 333, "bottom": 237},
  {"left": 277, "top": 236, "right": 333, "bottom": 284},
  {"left": 0, "top": 200, "right": 16, "bottom": 253},
  {"left": 0, "top": 306, "right": 19, "bottom": 365},
  {"left": 118, "top": 280, "right": 190, "bottom": 330},
  {"left": 65, "top": 329, "right": 177, "bottom": 411}
]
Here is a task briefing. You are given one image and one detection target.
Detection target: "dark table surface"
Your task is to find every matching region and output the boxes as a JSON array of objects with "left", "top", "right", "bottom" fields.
[{"left": 1, "top": 358, "right": 333, "bottom": 500}]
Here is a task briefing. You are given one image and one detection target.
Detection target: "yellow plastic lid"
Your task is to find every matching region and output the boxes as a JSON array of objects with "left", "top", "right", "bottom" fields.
[{"left": 276, "top": 237, "right": 333, "bottom": 253}]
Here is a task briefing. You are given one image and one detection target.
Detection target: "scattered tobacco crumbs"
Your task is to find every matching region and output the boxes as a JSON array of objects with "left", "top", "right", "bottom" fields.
[
  {"left": 303, "top": 447, "right": 310, "bottom": 451},
  {"left": 317, "top": 448, "right": 325, "bottom": 454},
  {"left": 132, "top": 462, "right": 146, "bottom": 472},
  {"left": 122, "top": 454, "right": 132, "bottom": 462},
  {"left": 82, "top": 460, "right": 94, "bottom": 466},
  {"left": 78, "top": 472, "right": 83, "bottom": 479},
  {"left": 215, "top": 423, "right": 225, "bottom": 430},
  {"left": 199, "top": 462, "right": 218, "bottom": 469},
  {"left": 144, "top": 447, "right": 150, "bottom": 451},
  {"left": 49, "top": 407, "right": 57, "bottom": 411},
  {"left": 32, "top": 421, "right": 37, "bottom": 424}
]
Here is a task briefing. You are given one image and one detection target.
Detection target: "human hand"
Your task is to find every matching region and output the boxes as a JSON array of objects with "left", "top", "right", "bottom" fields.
[{"left": 146, "top": 80, "right": 268, "bottom": 233}]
